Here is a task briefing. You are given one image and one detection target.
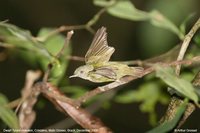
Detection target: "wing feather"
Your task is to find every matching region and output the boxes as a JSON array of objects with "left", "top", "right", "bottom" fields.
[{"left": 85, "top": 27, "right": 115, "bottom": 64}]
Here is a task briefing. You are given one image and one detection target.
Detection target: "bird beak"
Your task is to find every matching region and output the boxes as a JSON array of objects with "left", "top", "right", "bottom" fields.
[{"left": 69, "top": 75, "right": 78, "bottom": 78}]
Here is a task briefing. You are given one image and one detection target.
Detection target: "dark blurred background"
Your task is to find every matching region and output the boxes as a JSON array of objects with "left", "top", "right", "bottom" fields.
[{"left": 0, "top": 0, "right": 200, "bottom": 132}]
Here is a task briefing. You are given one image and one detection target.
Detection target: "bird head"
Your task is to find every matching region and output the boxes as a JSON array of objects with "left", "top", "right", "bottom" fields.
[{"left": 69, "top": 65, "right": 94, "bottom": 80}]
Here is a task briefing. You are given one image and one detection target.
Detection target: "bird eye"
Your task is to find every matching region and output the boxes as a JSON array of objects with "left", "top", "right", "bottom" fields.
[{"left": 80, "top": 71, "right": 84, "bottom": 74}]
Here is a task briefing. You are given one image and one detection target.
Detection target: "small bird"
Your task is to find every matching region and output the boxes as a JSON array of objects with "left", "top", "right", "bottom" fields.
[{"left": 70, "top": 27, "right": 143, "bottom": 83}]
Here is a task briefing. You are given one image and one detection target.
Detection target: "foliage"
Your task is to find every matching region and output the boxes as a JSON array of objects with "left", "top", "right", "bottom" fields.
[
  {"left": 115, "top": 81, "right": 169, "bottom": 125},
  {"left": 0, "top": 93, "right": 19, "bottom": 129},
  {"left": 147, "top": 99, "right": 188, "bottom": 133},
  {"left": 155, "top": 66, "right": 199, "bottom": 104},
  {"left": 0, "top": 23, "right": 71, "bottom": 84},
  {"left": 94, "top": 0, "right": 184, "bottom": 39}
]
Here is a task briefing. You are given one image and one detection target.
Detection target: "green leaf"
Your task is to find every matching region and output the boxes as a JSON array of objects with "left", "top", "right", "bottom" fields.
[
  {"left": 180, "top": 72, "right": 194, "bottom": 82},
  {"left": 179, "top": 13, "right": 195, "bottom": 35},
  {"left": 115, "top": 82, "right": 169, "bottom": 125},
  {"left": 94, "top": 0, "right": 149, "bottom": 21},
  {"left": 94, "top": 0, "right": 183, "bottom": 39},
  {"left": 115, "top": 82, "right": 164, "bottom": 104},
  {"left": 115, "top": 90, "right": 138, "bottom": 103},
  {"left": 37, "top": 28, "right": 72, "bottom": 84},
  {"left": 0, "top": 93, "right": 19, "bottom": 129},
  {"left": 156, "top": 66, "right": 198, "bottom": 104},
  {"left": 194, "top": 34, "right": 200, "bottom": 47},
  {"left": 0, "top": 23, "right": 52, "bottom": 58},
  {"left": 147, "top": 99, "right": 188, "bottom": 133},
  {"left": 0, "top": 24, "right": 72, "bottom": 85},
  {"left": 0, "top": 23, "right": 54, "bottom": 70},
  {"left": 37, "top": 28, "right": 67, "bottom": 56},
  {"left": 149, "top": 10, "right": 184, "bottom": 40},
  {"left": 196, "top": 88, "right": 200, "bottom": 98}
]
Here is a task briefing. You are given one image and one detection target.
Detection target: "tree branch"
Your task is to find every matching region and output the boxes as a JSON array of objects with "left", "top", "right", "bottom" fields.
[
  {"left": 18, "top": 70, "right": 42, "bottom": 132},
  {"left": 176, "top": 18, "right": 200, "bottom": 75},
  {"left": 46, "top": 90, "right": 116, "bottom": 129},
  {"left": 34, "top": 82, "right": 112, "bottom": 133}
]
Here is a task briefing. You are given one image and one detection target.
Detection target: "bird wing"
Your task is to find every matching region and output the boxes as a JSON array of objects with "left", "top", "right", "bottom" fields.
[
  {"left": 94, "top": 66, "right": 117, "bottom": 79},
  {"left": 85, "top": 27, "right": 115, "bottom": 65}
]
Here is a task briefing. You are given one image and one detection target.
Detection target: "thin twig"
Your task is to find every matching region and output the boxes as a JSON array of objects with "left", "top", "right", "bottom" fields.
[
  {"left": 118, "top": 60, "right": 144, "bottom": 66},
  {"left": 15, "top": 70, "right": 42, "bottom": 113},
  {"left": 43, "top": 30, "right": 74, "bottom": 82},
  {"left": 66, "top": 55, "right": 85, "bottom": 62},
  {"left": 42, "top": 63, "right": 53, "bottom": 82},
  {"left": 175, "top": 18, "right": 200, "bottom": 75},
  {"left": 85, "top": 7, "right": 108, "bottom": 33},
  {"left": 36, "top": 7, "right": 109, "bottom": 42},
  {"left": 0, "top": 42, "right": 15, "bottom": 48},
  {"left": 6, "top": 98, "right": 22, "bottom": 108},
  {"left": 36, "top": 25, "right": 85, "bottom": 42},
  {"left": 18, "top": 70, "right": 42, "bottom": 132},
  {"left": 56, "top": 30, "right": 74, "bottom": 58}
]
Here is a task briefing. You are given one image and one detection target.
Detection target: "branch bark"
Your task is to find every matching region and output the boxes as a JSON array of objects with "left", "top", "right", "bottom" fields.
[
  {"left": 35, "top": 82, "right": 112, "bottom": 133},
  {"left": 176, "top": 18, "right": 200, "bottom": 75}
]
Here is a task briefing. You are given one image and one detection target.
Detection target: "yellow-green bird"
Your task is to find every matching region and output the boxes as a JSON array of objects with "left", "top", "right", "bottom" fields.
[{"left": 70, "top": 27, "right": 143, "bottom": 83}]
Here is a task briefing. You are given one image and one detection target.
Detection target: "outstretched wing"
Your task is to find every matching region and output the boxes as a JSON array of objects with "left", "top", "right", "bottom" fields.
[{"left": 85, "top": 27, "right": 115, "bottom": 64}]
